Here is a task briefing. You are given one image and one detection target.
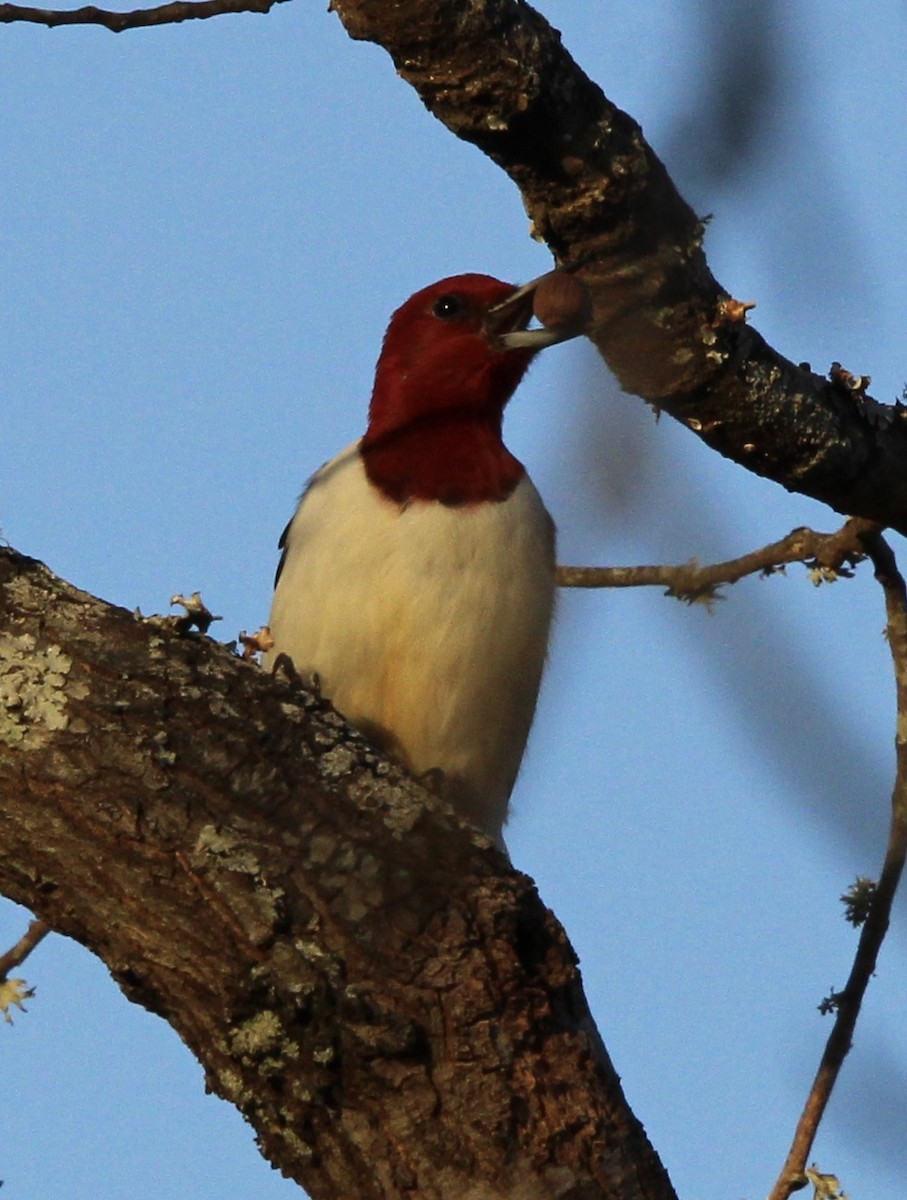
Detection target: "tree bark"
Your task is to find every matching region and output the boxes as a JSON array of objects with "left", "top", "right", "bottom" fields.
[
  {"left": 331, "top": 0, "right": 907, "bottom": 537},
  {"left": 0, "top": 547, "right": 677, "bottom": 1200}
]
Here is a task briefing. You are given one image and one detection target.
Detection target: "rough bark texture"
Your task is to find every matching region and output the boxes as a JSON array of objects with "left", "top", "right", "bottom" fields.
[
  {"left": 331, "top": 0, "right": 907, "bottom": 536},
  {"left": 0, "top": 547, "right": 677, "bottom": 1200}
]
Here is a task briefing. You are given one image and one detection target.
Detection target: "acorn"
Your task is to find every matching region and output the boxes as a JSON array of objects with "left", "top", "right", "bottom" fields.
[{"left": 532, "top": 271, "right": 592, "bottom": 331}]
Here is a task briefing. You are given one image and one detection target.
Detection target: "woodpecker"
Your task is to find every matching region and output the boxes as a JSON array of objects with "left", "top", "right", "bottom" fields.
[{"left": 265, "top": 271, "right": 588, "bottom": 847}]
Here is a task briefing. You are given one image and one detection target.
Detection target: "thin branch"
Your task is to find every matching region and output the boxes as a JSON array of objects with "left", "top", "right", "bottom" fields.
[
  {"left": 556, "top": 517, "right": 879, "bottom": 603},
  {"left": 767, "top": 530, "right": 907, "bottom": 1200},
  {"left": 0, "top": 918, "right": 50, "bottom": 1023},
  {"left": 0, "top": 918, "right": 50, "bottom": 979},
  {"left": 0, "top": 0, "right": 288, "bottom": 32}
]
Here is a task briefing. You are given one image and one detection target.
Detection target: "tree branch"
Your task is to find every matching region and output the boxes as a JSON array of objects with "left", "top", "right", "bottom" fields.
[
  {"left": 557, "top": 517, "right": 877, "bottom": 603},
  {"left": 0, "top": 917, "right": 50, "bottom": 1022},
  {"left": 0, "top": 0, "right": 287, "bottom": 31},
  {"left": 767, "top": 530, "right": 907, "bottom": 1200},
  {"left": 0, "top": 918, "right": 50, "bottom": 978},
  {"left": 328, "top": 0, "right": 907, "bottom": 537},
  {"left": 0, "top": 546, "right": 677, "bottom": 1200}
]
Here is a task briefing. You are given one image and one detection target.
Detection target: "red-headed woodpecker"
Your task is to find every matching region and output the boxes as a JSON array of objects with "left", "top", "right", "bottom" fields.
[{"left": 266, "top": 271, "right": 589, "bottom": 847}]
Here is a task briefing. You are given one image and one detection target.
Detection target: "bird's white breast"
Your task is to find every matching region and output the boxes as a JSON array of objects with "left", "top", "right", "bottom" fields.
[{"left": 265, "top": 441, "right": 555, "bottom": 843}]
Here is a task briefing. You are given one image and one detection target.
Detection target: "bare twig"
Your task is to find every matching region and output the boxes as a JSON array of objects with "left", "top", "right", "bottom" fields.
[
  {"left": 0, "top": 0, "right": 288, "bottom": 32},
  {"left": 0, "top": 918, "right": 51, "bottom": 1022},
  {"left": 767, "top": 529, "right": 907, "bottom": 1200},
  {"left": 556, "top": 517, "right": 880, "bottom": 603},
  {"left": 0, "top": 918, "right": 50, "bottom": 979}
]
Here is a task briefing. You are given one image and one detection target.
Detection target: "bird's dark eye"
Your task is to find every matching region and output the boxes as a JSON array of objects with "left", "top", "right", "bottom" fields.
[{"left": 431, "top": 294, "right": 466, "bottom": 320}]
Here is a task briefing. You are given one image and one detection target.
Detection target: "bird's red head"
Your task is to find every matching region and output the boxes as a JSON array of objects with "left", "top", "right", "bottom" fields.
[
  {"left": 365, "top": 274, "right": 536, "bottom": 442},
  {"left": 362, "top": 273, "right": 571, "bottom": 506}
]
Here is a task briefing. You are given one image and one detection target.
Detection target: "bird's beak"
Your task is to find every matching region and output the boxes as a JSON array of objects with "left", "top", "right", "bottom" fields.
[{"left": 485, "top": 273, "right": 586, "bottom": 350}]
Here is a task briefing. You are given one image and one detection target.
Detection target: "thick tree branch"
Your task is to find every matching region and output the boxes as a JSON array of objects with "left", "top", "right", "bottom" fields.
[
  {"left": 329, "top": 0, "right": 907, "bottom": 537},
  {"left": 0, "top": 547, "right": 677, "bottom": 1200}
]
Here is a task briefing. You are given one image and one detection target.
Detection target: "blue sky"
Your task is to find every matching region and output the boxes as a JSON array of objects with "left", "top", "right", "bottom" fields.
[{"left": 3, "top": 2, "right": 907, "bottom": 1197}]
